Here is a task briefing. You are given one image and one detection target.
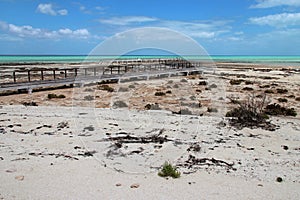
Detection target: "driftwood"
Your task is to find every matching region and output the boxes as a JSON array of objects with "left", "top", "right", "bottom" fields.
[
  {"left": 99, "top": 131, "right": 172, "bottom": 145},
  {"left": 178, "top": 155, "right": 236, "bottom": 172}
]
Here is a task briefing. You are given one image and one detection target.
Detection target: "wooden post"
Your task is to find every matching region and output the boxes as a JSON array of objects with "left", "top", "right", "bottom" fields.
[
  {"left": 94, "top": 68, "right": 96, "bottom": 76},
  {"left": 28, "top": 70, "right": 31, "bottom": 82},
  {"left": 13, "top": 71, "right": 16, "bottom": 83},
  {"left": 75, "top": 68, "right": 78, "bottom": 77},
  {"left": 64, "top": 69, "right": 67, "bottom": 78},
  {"left": 53, "top": 70, "right": 56, "bottom": 80},
  {"left": 41, "top": 70, "right": 44, "bottom": 80},
  {"left": 110, "top": 67, "right": 113, "bottom": 74},
  {"left": 84, "top": 68, "right": 87, "bottom": 76}
]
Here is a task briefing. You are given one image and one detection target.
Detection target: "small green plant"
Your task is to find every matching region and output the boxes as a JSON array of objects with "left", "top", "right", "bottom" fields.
[{"left": 158, "top": 162, "right": 180, "bottom": 178}]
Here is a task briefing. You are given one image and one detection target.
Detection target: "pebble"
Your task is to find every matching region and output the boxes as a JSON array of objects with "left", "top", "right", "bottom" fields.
[
  {"left": 130, "top": 183, "right": 140, "bottom": 188},
  {"left": 15, "top": 175, "right": 24, "bottom": 181},
  {"left": 116, "top": 183, "right": 122, "bottom": 187}
]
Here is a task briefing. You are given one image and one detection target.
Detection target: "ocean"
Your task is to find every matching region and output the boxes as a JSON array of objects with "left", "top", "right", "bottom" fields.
[{"left": 0, "top": 55, "right": 300, "bottom": 66}]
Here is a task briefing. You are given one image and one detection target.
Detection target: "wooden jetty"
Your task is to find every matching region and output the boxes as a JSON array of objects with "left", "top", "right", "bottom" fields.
[{"left": 0, "top": 58, "right": 213, "bottom": 93}]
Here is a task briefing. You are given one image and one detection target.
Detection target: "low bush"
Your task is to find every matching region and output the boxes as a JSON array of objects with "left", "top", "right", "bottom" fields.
[
  {"left": 84, "top": 95, "right": 94, "bottom": 101},
  {"left": 226, "top": 94, "right": 275, "bottom": 130},
  {"left": 264, "top": 89, "right": 274, "bottom": 94},
  {"left": 278, "top": 98, "right": 288, "bottom": 103},
  {"left": 158, "top": 162, "right": 180, "bottom": 178},
  {"left": 264, "top": 103, "right": 297, "bottom": 117},
  {"left": 199, "top": 81, "right": 207, "bottom": 86},
  {"left": 207, "top": 107, "right": 218, "bottom": 113},
  {"left": 229, "top": 79, "right": 243, "bottom": 85},
  {"left": 276, "top": 88, "right": 288, "bottom": 94},
  {"left": 144, "top": 103, "right": 161, "bottom": 110},
  {"left": 98, "top": 85, "right": 114, "bottom": 92},
  {"left": 155, "top": 91, "right": 166, "bottom": 96},
  {"left": 242, "top": 87, "right": 254, "bottom": 91},
  {"left": 48, "top": 93, "right": 66, "bottom": 99},
  {"left": 112, "top": 100, "right": 128, "bottom": 108}
]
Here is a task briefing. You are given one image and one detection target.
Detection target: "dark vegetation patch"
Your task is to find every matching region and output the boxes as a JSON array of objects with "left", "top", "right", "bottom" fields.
[
  {"left": 229, "top": 79, "right": 243, "bottom": 85},
  {"left": 112, "top": 100, "right": 128, "bottom": 108},
  {"left": 155, "top": 91, "right": 166, "bottom": 96},
  {"left": 48, "top": 93, "right": 66, "bottom": 99},
  {"left": 97, "top": 84, "right": 114, "bottom": 92},
  {"left": 265, "top": 103, "right": 297, "bottom": 117}
]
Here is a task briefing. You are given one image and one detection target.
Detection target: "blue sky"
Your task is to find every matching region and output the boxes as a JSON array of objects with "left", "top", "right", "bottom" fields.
[{"left": 0, "top": 0, "right": 300, "bottom": 55}]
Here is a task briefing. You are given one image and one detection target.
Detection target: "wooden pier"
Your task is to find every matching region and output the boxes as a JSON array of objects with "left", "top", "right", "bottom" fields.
[{"left": 0, "top": 58, "right": 212, "bottom": 92}]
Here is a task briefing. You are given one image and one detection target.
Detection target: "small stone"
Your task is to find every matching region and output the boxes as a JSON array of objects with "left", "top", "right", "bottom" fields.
[
  {"left": 282, "top": 145, "right": 288, "bottom": 150},
  {"left": 257, "top": 184, "right": 263, "bottom": 187},
  {"left": 6, "top": 169, "right": 17, "bottom": 173},
  {"left": 116, "top": 183, "right": 122, "bottom": 187},
  {"left": 276, "top": 177, "right": 283, "bottom": 183},
  {"left": 130, "top": 183, "right": 140, "bottom": 188},
  {"left": 15, "top": 175, "right": 24, "bottom": 181}
]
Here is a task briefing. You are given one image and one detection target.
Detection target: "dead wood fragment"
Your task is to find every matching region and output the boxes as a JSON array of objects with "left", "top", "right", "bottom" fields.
[{"left": 178, "top": 155, "right": 236, "bottom": 171}]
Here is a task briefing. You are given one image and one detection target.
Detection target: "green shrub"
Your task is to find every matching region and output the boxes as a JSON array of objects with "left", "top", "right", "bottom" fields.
[{"left": 158, "top": 162, "right": 180, "bottom": 178}]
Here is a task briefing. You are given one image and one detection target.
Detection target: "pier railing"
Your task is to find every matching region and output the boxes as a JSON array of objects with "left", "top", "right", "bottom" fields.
[{"left": 0, "top": 58, "right": 210, "bottom": 92}]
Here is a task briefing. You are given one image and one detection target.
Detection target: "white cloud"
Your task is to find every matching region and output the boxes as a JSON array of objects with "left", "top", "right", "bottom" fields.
[
  {"left": 58, "top": 9, "right": 68, "bottom": 16},
  {"left": 99, "top": 16, "right": 230, "bottom": 39},
  {"left": 99, "top": 16, "right": 158, "bottom": 26},
  {"left": 37, "top": 3, "right": 68, "bottom": 16},
  {"left": 0, "top": 21, "right": 90, "bottom": 39},
  {"left": 159, "top": 20, "right": 230, "bottom": 39},
  {"left": 249, "top": 12, "right": 300, "bottom": 27},
  {"left": 251, "top": 0, "right": 300, "bottom": 8}
]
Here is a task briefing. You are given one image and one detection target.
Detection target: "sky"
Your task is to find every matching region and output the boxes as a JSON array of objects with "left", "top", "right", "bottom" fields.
[{"left": 0, "top": 0, "right": 300, "bottom": 55}]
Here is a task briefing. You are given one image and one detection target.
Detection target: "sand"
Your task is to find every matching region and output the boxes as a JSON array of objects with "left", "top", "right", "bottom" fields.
[{"left": 0, "top": 63, "right": 299, "bottom": 199}]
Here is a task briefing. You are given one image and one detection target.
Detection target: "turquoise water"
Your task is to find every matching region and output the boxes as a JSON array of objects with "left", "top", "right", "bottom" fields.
[{"left": 0, "top": 55, "right": 300, "bottom": 66}]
